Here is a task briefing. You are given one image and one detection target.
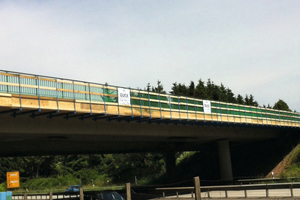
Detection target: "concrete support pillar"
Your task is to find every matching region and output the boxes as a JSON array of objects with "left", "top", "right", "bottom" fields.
[
  {"left": 217, "top": 140, "right": 233, "bottom": 181},
  {"left": 165, "top": 152, "right": 176, "bottom": 183}
]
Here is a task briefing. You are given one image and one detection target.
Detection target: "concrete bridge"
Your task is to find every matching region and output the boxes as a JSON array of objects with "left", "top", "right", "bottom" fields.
[{"left": 0, "top": 70, "right": 299, "bottom": 180}]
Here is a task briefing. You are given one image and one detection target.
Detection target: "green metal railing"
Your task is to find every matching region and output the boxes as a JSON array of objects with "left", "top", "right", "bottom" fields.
[{"left": 0, "top": 70, "right": 299, "bottom": 127}]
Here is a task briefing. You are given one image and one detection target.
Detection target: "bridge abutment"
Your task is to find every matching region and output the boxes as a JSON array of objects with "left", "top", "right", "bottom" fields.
[{"left": 217, "top": 139, "right": 233, "bottom": 181}]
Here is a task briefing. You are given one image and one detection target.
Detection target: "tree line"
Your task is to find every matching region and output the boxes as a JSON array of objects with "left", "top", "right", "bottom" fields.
[
  {"left": 0, "top": 153, "right": 166, "bottom": 187},
  {"left": 146, "top": 79, "right": 292, "bottom": 111}
]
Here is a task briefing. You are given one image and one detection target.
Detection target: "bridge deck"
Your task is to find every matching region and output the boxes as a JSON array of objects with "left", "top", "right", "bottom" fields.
[{"left": 0, "top": 70, "right": 299, "bottom": 127}]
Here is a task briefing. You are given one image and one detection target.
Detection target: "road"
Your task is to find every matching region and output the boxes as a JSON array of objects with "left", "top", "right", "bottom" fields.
[
  {"left": 11, "top": 188, "right": 300, "bottom": 200},
  {"left": 157, "top": 188, "right": 300, "bottom": 199}
]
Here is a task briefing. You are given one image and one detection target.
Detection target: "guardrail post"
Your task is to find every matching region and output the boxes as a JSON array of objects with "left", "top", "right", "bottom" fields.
[
  {"left": 265, "top": 182, "right": 269, "bottom": 198},
  {"left": 163, "top": 192, "right": 165, "bottom": 198},
  {"left": 191, "top": 191, "right": 194, "bottom": 198},
  {"left": 194, "top": 176, "right": 201, "bottom": 200},
  {"left": 80, "top": 187, "right": 84, "bottom": 200},
  {"left": 24, "top": 194, "right": 27, "bottom": 200},
  {"left": 290, "top": 182, "right": 294, "bottom": 197},
  {"left": 49, "top": 191, "right": 53, "bottom": 200},
  {"left": 176, "top": 192, "right": 178, "bottom": 198},
  {"left": 225, "top": 189, "right": 228, "bottom": 198},
  {"left": 126, "top": 183, "right": 131, "bottom": 200},
  {"left": 244, "top": 189, "right": 247, "bottom": 198}
]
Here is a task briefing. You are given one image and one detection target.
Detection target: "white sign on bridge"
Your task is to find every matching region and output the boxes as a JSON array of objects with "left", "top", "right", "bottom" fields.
[
  {"left": 203, "top": 100, "right": 211, "bottom": 114},
  {"left": 118, "top": 88, "right": 131, "bottom": 105}
]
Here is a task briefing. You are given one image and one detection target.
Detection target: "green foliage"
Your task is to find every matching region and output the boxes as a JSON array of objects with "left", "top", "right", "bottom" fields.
[
  {"left": 0, "top": 183, "right": 5, "bottom": 192},
  {"left": 176, "top": 152, "right": 196, "bottom": 164},
  {"left": 273, "top": 99, "right": 291, "bottom": 111},
  {"left": 148, "top": 78, "right": 295, "bottom": 112},
  {"left": 280, "top": 163, "right": 300, "bottom": 178},
  {"left": 0, "top": 153, "right": 167, "bottom": 189},
  {"left": 279, "top": 144, "right": 300, "bottom": 178},
  {"left": 21, "top": 173, "right": 111, "bottom": 190},
  {"left": 168, "top": 78, "right": 259, "bottom": 105},
  {"left": 152, "top": 80, "right": 166, "bottom": 94},
  {"left": 106, "top": 153, "right": 165, "bottom": 184}
]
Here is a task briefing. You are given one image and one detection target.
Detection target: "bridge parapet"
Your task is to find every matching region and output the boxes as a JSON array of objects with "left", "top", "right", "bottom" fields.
[{"left": 0, "top": 70, "right": 299, "bottom": 128}]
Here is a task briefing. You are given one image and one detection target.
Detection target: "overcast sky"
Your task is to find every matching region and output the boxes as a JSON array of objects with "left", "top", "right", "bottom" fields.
[{"left": 0, "top": 1, "right": 299, "bottom": 111}]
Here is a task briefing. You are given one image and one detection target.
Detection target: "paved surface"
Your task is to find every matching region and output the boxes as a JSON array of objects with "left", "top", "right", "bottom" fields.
[
  {"left": 12, "top": 189, "right": 300, "bottom": 200},
  {"left": 156, "top": 188, "right": 300, "bottom": 199}
]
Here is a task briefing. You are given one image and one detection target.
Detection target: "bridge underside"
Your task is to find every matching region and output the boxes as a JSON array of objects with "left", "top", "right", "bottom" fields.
[{"left": 0, "top": 111, "right": 294, "bottom": 157}]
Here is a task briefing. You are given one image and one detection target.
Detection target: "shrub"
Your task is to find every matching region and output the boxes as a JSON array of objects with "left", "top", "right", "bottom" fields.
[{"left": 0, "top": 183, "right": 5, "bottom": 192}]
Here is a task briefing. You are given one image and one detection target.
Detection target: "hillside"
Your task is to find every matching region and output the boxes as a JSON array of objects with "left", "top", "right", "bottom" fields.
[{"left": 267, "top": 143, "right": 300, "bottom": 178}]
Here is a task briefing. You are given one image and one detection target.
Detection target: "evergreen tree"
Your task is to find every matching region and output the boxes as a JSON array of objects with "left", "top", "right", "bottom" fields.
[
  {"left": 177, "top": 83, "right": 188, "bottom": 96},
  {"left": 226, "top": 88, "right": 236, "bottom": 103},
  {"left": 248, "top": 94, "right": 258, "bottom": 106},
  {"left": 152, "top": 80, "right": 166, "bottom": 94},
  {"left": 273, "top": 99, "right": 291, "bottom": 111},
  {"left": 188, "top": 81, "right": 195, "bottom": 97},
  {"left": 237, "top": 94, "right": 244, "bottom": 104},
  {"left": 219, "top": 83, "right": 227, "bottom": 102},
  {"left": 194, "top": 79, "right": 207, "bottom": 99},
  {"left": 170, "top": 82, "right": 179, "bottom": 95},
  {"left": 145, "top": 83, "right": 151, "bottom": 92}
]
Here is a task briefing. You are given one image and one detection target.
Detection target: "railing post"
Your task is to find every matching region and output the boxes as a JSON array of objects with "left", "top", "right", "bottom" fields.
[
  {"left": 80, "top": 187, "right": 84, "bottom": 200},
  {"left": 290, "top": 182, "right": 294, "bottom": 197},
  {"left": 265, "top": 182, "right": 269, "bottom": 198},
  {"left": 176, "top": 192, "right": 178, "bottom": 198},
  {"left": 138, "top": 89, "right": 143, "bottom": 118},
  {"left": 18, "top": 74, "right": 22, "bottom": 110},
  {"left": 244, "top": 189, "right": 247, "bottom": 198},
  {"left": 194, "top": 176, "right": 201, "bottom": 200},
  {"left": 37, "top": 76, "right": 41, "bottom": 112},
  {"left": 126, "top": 183, "right": 131, "bottom": 200},
  {"left": 163, "top": 192, "right": 165, "bottom": 198},
  {"left": 225, "top": 188, "right": 228, "bottom": 198},
  {"left": 49, "top": 191, "right": 52, "bottom": 200},
  {"left": 88, "top": 83, "right": 92, "bottom": 115},
  {"left": 24, "top": 193, "right": 27, "bottom": 200},
  {"left": 102, "top": 85, "right": 106, "bottom": 116},
  {"left": 72, "top": 81, "right": 76, "bottom": 113}
]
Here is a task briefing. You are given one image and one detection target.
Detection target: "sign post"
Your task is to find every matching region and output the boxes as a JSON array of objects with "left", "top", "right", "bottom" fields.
[{"left": 7, "top": 171, "right": 20, "bottom": 188}]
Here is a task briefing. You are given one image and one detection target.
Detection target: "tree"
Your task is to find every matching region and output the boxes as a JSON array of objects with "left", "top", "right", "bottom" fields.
[
  {"left": 145, "top": 83, "right": 151, "bottom": 92},
  {"left": 194, "top": 79, "right": 207, "bottom": 99},
  {"left": 177, "top": 83, "right": 188, "bottom": 96},
  {"left": 219, "top": 83, "right": 227, "bottom": 102},
  {"left": 273, "top": 99, "right": 291, "bottom": 111},
  {"left": 236, "top": 94, "right": 244, "bottom": 104},
  {"left": 152, "top": 80, "right": 166, "bottom": 94},
  {"left": 170, "top": 82, "right": 179, "bottom": 95},
  {"left": 171, "top": 82, "right": 188, "bottom": 96},
  {"left": 226, "top": 88, "right": 236, "bottom": 103},
  {"left": 188, "top": 81, "right": 195, "bottom": 97},
  {"left": 245, "top": 94, "right": 258, "bottom": 106}
]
